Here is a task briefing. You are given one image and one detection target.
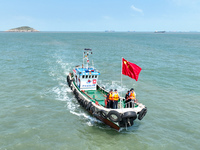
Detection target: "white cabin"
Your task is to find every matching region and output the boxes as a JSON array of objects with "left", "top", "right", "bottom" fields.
[{"left": 72, "top": 48, "right": 100, "bottom": 91}]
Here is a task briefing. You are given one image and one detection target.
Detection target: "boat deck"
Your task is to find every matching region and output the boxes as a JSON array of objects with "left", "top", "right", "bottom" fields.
[
  {"left": 82, "top": 90, "right": 107, "bottom": 106},
  {"left": 72, "top": 81, "right": 126, "bottom": 108}
]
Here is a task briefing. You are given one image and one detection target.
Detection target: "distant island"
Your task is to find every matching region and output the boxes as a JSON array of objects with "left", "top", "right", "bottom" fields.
[{"left": 5, "top": 26, "right": 39, "bottom": 32}]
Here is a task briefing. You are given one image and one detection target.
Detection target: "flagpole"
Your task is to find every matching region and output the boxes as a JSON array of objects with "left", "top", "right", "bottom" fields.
[
  {"left": 120, "top": 57, "right": 123, "bottom": 109},
  {"left": 121, "top": 57, "right": 123, "bottom": 91}
]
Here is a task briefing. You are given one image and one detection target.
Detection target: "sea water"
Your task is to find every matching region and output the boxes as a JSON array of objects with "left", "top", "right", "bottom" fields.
[{"left": 0, "top": 32, "right": 199, "bottom": 150}]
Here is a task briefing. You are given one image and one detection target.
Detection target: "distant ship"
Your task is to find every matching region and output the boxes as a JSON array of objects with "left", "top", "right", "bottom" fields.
[
  {"left": 154, "top": 31, "right": 166, "bottom": 33},
  {"left": 105, "top": 30, "right": 115, "bottom": 32}
]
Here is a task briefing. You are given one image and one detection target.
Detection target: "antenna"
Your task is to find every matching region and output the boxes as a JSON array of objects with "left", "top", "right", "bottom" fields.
[
  {"left": 83, "top": 48, "right": 92, "bottom": 69},
  {"left": 92, "top": 60, "right": 94, "bottom": 69}
]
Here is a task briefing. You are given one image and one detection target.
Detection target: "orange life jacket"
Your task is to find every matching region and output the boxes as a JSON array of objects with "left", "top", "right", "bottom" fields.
[
  {"left": 113, "top": 93, "right": 119, "bottom": 101},
  {"left": 129, "top": 92, "right": 136, "bottom": 99},
  {"left": 108, "top": 93, "right": 113, "bottom": 100}
]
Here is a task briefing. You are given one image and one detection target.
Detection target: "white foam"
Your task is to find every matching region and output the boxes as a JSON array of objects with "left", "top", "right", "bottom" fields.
[
  {"left": 99, "top": 79, "right": 128, "bottom": 94},
  {"left": 46, "top": 55, "right": 125, "bottom": 129}
]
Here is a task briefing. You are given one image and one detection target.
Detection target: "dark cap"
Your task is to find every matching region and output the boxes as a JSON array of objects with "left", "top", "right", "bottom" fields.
[
  {"left": 114, "top": 89, "right": 117, "bottom": 91},
  {"left": 110, "top": 89, "right": 113, "bottom": 91},
  {"left": 130, "top": 88, "right": 134, "bottom": 91}
]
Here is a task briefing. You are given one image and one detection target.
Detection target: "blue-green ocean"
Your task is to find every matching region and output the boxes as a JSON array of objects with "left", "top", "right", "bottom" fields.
[{"left": 0, "top": 32, "right": 199, "bottom": 150}]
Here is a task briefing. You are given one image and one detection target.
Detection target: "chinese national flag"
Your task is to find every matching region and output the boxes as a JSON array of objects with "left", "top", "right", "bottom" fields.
[{"left": 122, "top": 58, "right": 142, "bottom": 81}]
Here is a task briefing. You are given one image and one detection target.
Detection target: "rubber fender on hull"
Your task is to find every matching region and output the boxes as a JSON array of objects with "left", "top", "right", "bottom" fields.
[
  {"left": 72, "top": 86, "right": 74, "bottom": 92},
  {"left": 67, "top": 75, "right": 69, "bottom": 83},
  {"left": 98, "top": 110, "right": 107, "bottom": 119},
  {"left": 77, "top": 97, "right": 81, "bottom": 102},
  {"left": 80, "top": 100, "right": 84, "bottom": 107},
  {"left": 86, "top": 102, "right": 92, "bottom": 110},
  {"left": 83, "top": 101, "right": 88, "bottom": 108},
  {"left": 73, "top": 89, "right": 76, "bottom": 94},
  {"left": 78, "top": 98, "right": 83, "bottom": 104},
  {"left": 107, "top": 110, "right": 122, "bottom": 122},
  {"left": 75, "top": 93, "right": 78, "bottom": 99},
  {"left": 138, "top": 107, "right": 147, "bottom": 120},
  {"left": 67, "top": 77, "right": 71, "bottom": 87},
  {"left": 122, "top": 111, "right": 137, "bottom": 120},
  {"left": 118, "top": 117, "right": 134, "bottom": 127},
  {"left": 90, "top": 105, "right": 96, "bottom": 114}
]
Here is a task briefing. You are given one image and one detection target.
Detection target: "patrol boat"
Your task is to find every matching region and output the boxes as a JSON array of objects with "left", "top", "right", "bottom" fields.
[{"left": 67, "top": 48, "right": 147, "bottom": 130}]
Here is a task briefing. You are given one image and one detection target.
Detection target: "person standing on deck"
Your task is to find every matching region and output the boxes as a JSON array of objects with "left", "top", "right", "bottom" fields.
[
  {"left": 129, "top": 88, "right": 136, "bottom": 102},
  {"left": 113, "top": 89, "right": 120, "bottom": 109},
  {"left": 125, "top": 90, "right": 130, "bottom": 103},
  {"left": 106, "top": 89, "right": 113, "bottom": 108}
]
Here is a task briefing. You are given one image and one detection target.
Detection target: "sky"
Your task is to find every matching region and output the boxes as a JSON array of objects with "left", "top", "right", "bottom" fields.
[{"left": 0, "top": 0, "right": 200, "bottom": 31}]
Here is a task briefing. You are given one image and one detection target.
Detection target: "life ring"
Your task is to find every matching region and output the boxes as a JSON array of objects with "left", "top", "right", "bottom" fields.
[
  {"left": 107, "top": 110, "right": 121, "bottom": 122},
  {"left": 138, "top": 107, "right": 147, "bottom": 120},
  {"left": 122, "top": 111, "right": 137, "bottom": 120}
]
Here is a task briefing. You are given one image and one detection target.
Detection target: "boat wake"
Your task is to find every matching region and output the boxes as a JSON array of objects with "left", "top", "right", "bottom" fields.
[
  {"left": 70, "top": 110, "right": 101, "bottom": 126},
  {"left": 46, "top": 55, "right": 103, "bottom": 127}
]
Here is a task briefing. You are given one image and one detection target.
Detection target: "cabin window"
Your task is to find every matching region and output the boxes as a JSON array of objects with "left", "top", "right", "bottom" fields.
[
  {"left": 92, "top": 75, "right": 94, "bottom": 78},
  {"left": 82, "top": 75, "right": 85, "bottom": 78},
  {"left": 95, "top": 75, "right": 97, "bottom": 78},
  {"left": 89, "top": 75, "right": 91, "bottom": 78},
  {"left": 86, "top": 75, "right": 88, "bottom": 78}
]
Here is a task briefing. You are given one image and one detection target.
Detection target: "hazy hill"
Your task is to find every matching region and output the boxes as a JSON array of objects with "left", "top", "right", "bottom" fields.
[{"left": 6, "top": 26, "right": 39, "bottom": 32}]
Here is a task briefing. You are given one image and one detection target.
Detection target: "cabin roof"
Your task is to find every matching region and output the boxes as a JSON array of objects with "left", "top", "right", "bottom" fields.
[{"left": 75, "top": 67, "right": 100, "bottom": 75}]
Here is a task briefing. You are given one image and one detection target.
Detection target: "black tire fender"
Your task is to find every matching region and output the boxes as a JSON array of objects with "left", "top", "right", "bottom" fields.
[
  {"left": 107, "top": 110, "right": 121, "bottom": 122},
  {"left": 122, "top": 111, "right": 137, "bottom": 120},
  {"left": 118, "top": 117, "right": 134, "bottom": 127},
  {"left": 73, "top": 89, "right": 76, "bottom": 94},
  {"left": 77, "top": 97, "right": 81, "bottom": 102},
  {"left": 75, "top": 93, "right": 78, "bottom": 99},
  {"left": 80, "top": 99, "right": 84, "bottom": 106},
  {"left": 90, "top": 105, "right": 96, "bottom": 114},
  {"left": 138, "top": 107, "right": 147, "bottom": 120},
  {"left": 86, "top": 102, "right": 92, "bottom": 110},
  {"left": 99, "top": 110, "right": 107, "bottom": 119},
  {"left": 83, "top": 101, "right": 88, "bottom": 108},
  {"left": 68, "top": 80, "right": 71, "bottom": 87},
  {"left": 79, "top": 98, "right": 83, "bottom": 104}
]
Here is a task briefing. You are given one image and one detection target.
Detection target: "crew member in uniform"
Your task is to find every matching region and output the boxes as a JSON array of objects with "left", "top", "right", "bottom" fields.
[
  {"left": 125, "top": 90, "right": 130, "bottom": 103},
  {"left": 113, "top": 89, "right": 120, "bottom": 109},
  {"left": 128, "top": 88, "right": 136, "bottom": 107},
  {"left": 106, "top": 89, "right": 113, "bottom": 108},
  {"left": 129, "top": 88, "right": 136, "bottom": 101}
]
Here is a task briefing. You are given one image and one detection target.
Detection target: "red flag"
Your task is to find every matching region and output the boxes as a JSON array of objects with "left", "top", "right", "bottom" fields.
[{"left": 122, "top": 58, "right": 142, "bottom": 81}]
